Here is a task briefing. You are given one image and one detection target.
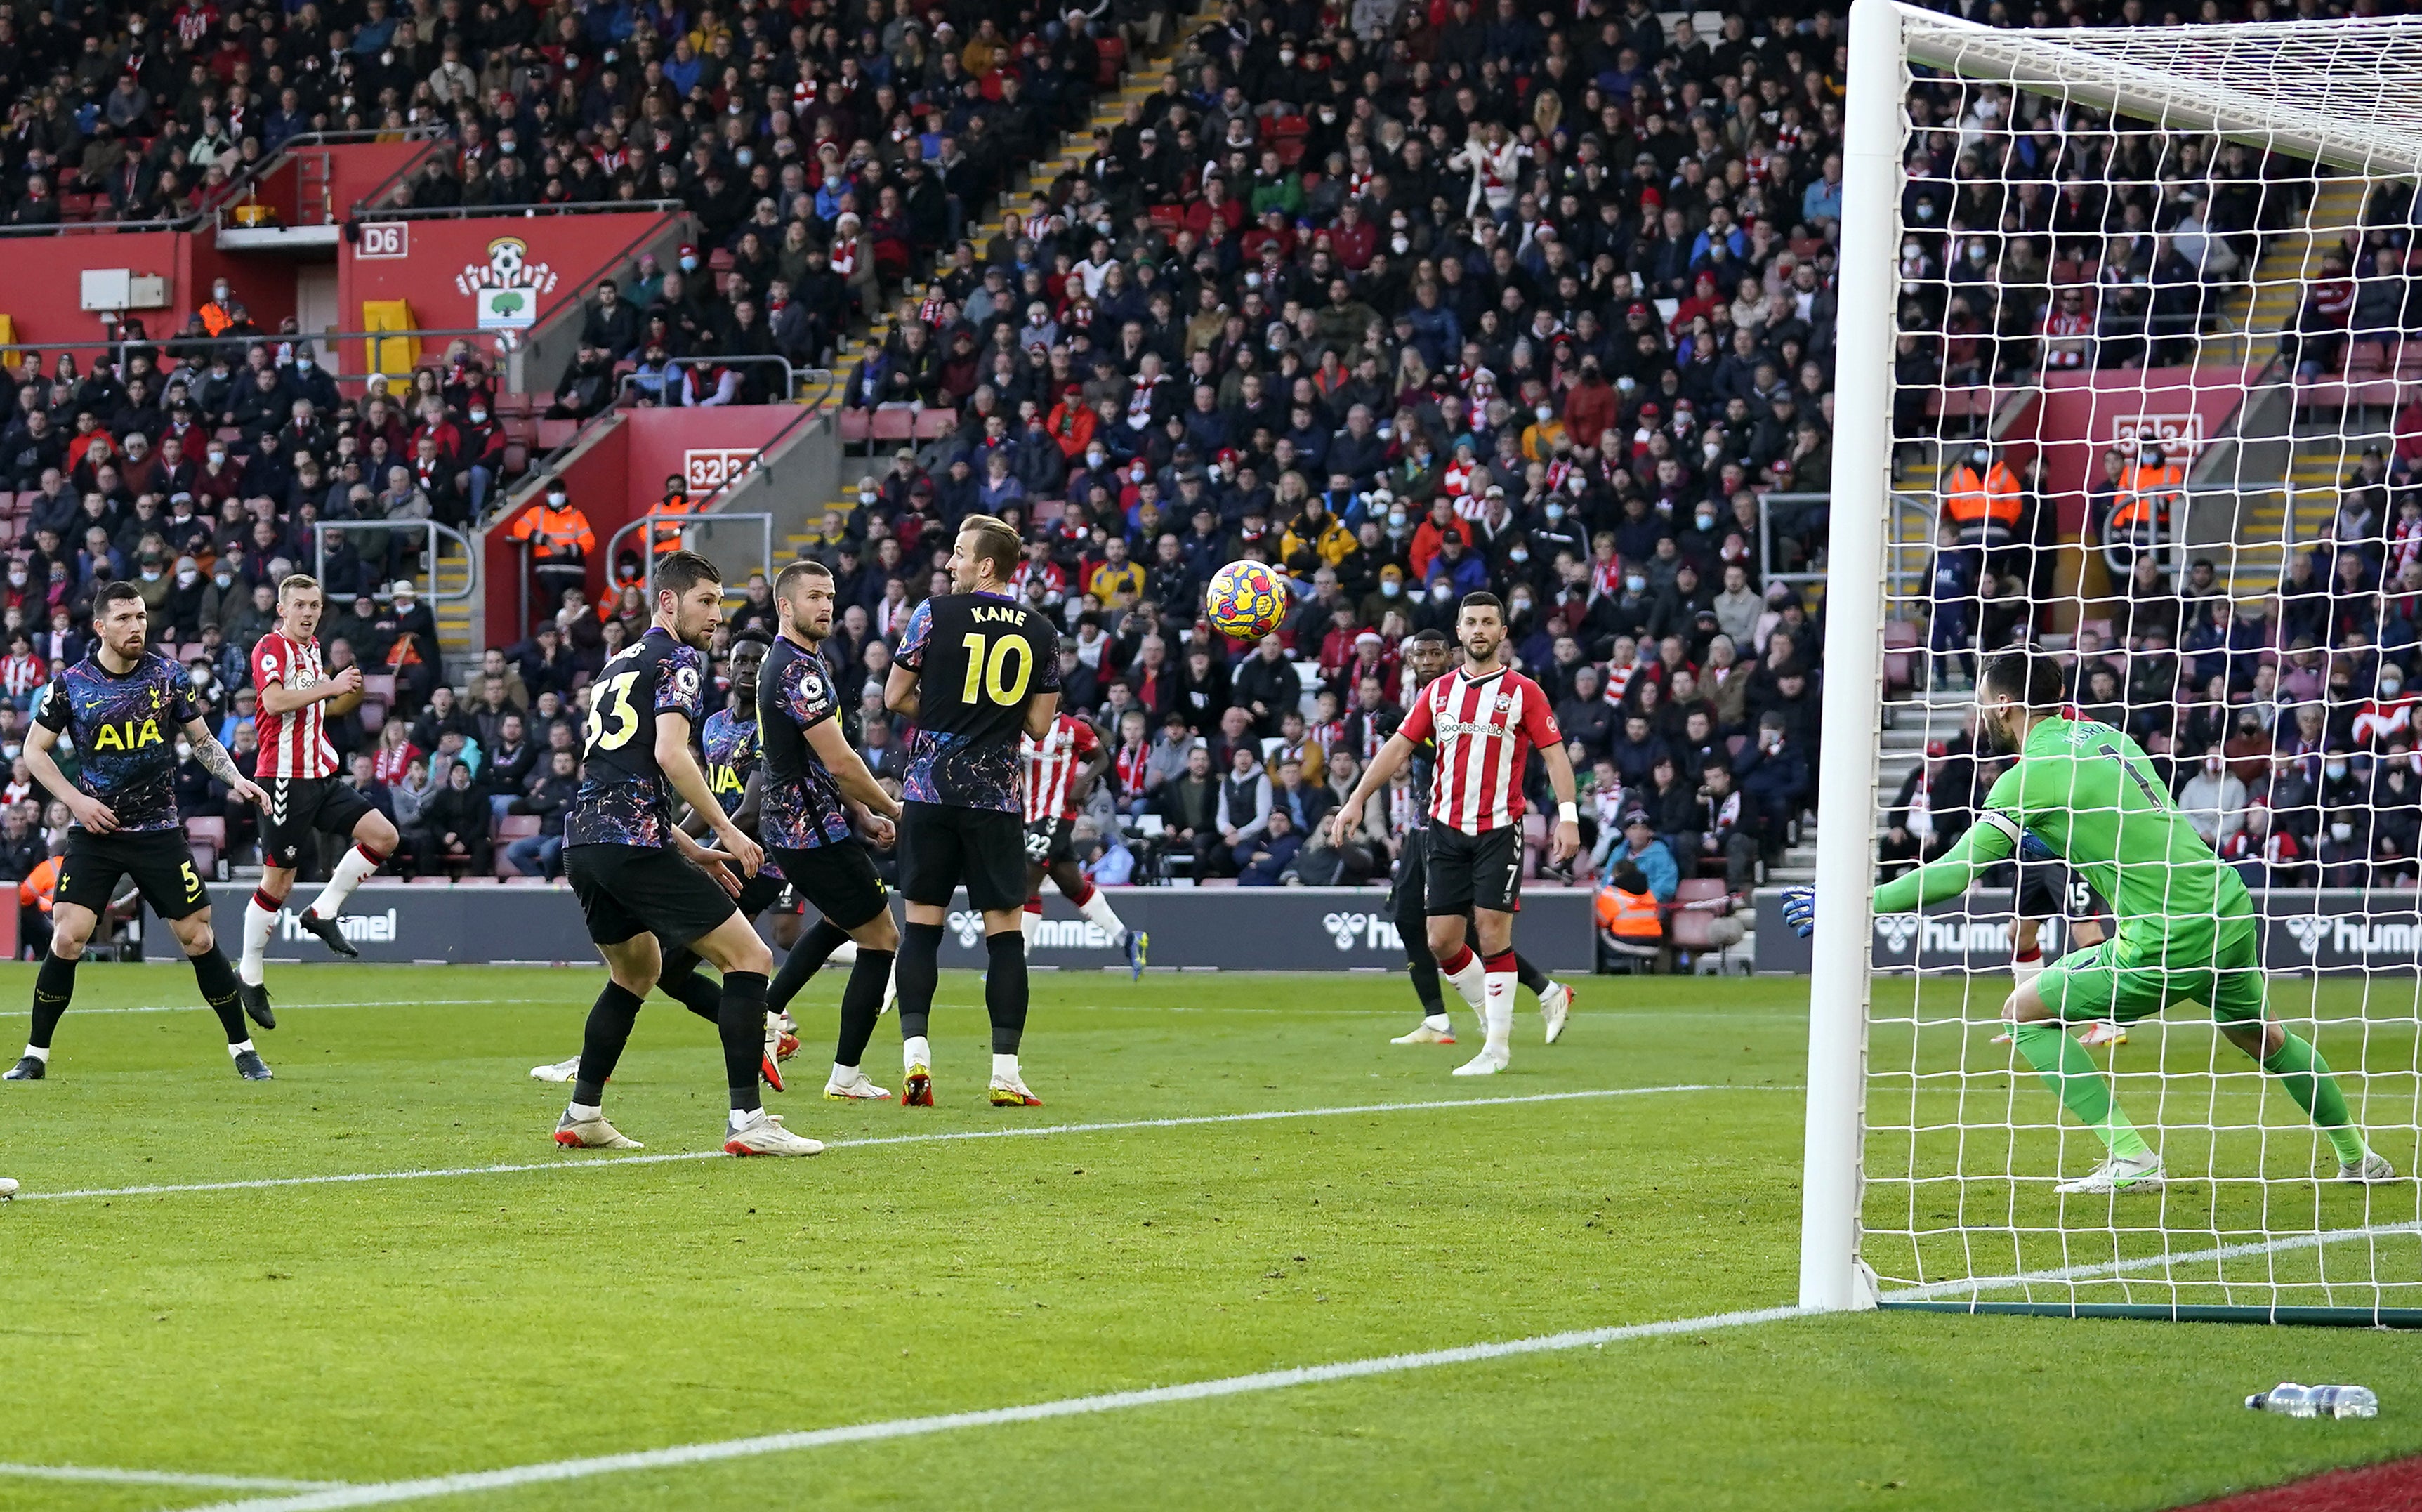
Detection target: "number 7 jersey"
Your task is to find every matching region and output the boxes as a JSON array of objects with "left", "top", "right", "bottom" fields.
[
  {"left": 896, "top": 591, "right": 1060, "bottom": 812},
  {"left": 567, "top": 625, "right": 706, "bottom": 848}
]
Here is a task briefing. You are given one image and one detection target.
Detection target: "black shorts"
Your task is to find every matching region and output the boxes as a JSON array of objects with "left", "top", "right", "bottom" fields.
[
  {"left": 58, "top": 828, "right": 210, "bottom": 921},
  {"left": 1025, "top": 815, "right": 1077, "bottom": 869},
  {"left": 899, "top": 801, "right": 1027, "bottom": 912},
  {"left": 2016, "top": 857, "right": 2104, "bottom": 921},
  {"left": 565, "top": 843, "right": 738, "bottom": 950},
  {"left": 735, "top": 870, "right": 790, "bottom": 919},
  {"left": 1425, "top": 824, "right": 1523, "bottom": 916},
  {"left": 775, "top": 841, "right": 890, "bottom": 931},
  {"left": 1389, "top": 826, "right": 1429, "bottom": 918},
  {"left": 260, "top": 775, "right": 379, "bottom": 869}
]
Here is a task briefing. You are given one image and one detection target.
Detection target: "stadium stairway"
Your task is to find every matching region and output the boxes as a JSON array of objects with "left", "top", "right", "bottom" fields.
[
  {"left": 2193, "top": 175, "right": 2367, "bottom": 372},
  {"left": 779, "top": 7, "right": 1217, "bottom": 566}
]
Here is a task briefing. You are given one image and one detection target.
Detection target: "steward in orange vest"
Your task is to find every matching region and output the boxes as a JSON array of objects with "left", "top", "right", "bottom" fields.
[
  {"left": 2112, "top": 447, "right": 2185, "bottom": 536},
  {"left": 1943, "top": 448, "right": 2022, "bottom": 542}
]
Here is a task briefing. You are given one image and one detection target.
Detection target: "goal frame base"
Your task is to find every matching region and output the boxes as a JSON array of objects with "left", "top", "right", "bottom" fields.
[{"left": 1880, "top": 1301, "right": 2422, "bottom": 1328}]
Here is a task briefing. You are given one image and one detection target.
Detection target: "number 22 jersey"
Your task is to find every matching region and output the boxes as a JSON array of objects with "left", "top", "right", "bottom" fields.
[
  {"left": 895, "top": 591, "right": 1060, "bottom": 812},
  {"left": 567, "top": 626, "right": 705, "bottom": 848}
]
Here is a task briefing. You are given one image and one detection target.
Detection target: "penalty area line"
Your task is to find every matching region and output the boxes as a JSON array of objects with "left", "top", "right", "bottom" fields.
[
  {"left": 0, "top": 1463, "right": 349, "bottom": 1491},
  {"left": 171, "top": 1303, "right": 1817, "bottom": 1512},
  {"left": 17, "top": 1083, "right": 1791, "bottom": 1204}
]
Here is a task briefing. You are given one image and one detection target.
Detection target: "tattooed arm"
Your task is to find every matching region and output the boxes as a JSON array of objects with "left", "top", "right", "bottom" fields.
[{"left": 183, "top": 719, "right": 268, "bottom": 808}]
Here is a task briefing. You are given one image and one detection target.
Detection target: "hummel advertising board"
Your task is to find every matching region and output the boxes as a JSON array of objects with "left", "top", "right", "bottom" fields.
[
  {"left": 145, "top": 882, "right": 1595, "bottom": 972},
  {"left": 1753, "top": 888, "right": 2422, "bottom": 975}
]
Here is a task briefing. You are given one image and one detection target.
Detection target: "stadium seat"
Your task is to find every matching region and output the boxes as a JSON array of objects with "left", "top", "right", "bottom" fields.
[
  {"left": 911, "top": 407, "right": 958, "bottom": 439},
  {"left": 837, "top": 409, "right": 874, "bottom": 445},
  {"left": 364, "top": 673, "right": 397, "bottom": 704},
  {"left": 1094, "top": 34, "right": 1126, "bottom": 87},
  {"left": 870, "top": 408, "right": 916, "bottom": 444},
  {"left": 536, "top": 419, "right": 579, "bottom": 449},
  {"left": 1675, "top": 878, "right": 1731, "bottom": 907},
  {"left": 187, "top": 817, "right": 228, "bottom": 850},
  {"left": 359, "top": 701, "right": 386, "bottom": 735},
  {"left": 190, "top": 843, "right": 218, "bottom": 878}
]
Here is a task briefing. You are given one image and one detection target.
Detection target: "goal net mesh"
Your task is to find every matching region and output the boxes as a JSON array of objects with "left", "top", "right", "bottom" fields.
[{"left": 1864, "top": 10, "right": 2422, "bottom": 1317}]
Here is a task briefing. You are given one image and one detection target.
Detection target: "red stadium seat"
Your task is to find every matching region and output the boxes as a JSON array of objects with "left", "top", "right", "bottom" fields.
[
  {"left": 837, "top": 409, "right": 873, "bottom": 443},
  {"left": 911, "top": 407, "right": 958, "bottom": 439},
  {"left": 870, "top": 407, "right": 916, "bottom": 443},
  {"left": 1095, "top": 34, "right": 1126, "bottom": 87},
  {"left": 187, "top": 817, "right": 228, "bottom": 849},
  {"left": 536, "top": 419, "right": 579, "bottom": 449}
]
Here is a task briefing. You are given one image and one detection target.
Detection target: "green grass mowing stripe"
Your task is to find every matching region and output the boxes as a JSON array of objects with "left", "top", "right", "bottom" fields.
[
  {"left": 15, "top": 1082, "right": 1793, "bottom": 1202},
  {"left": 1882, "top": 1218, "right": 2422, "bottom": 1301},
  {"left": 169, "top": 1303, "right": 1818, "bottom": 1512},
  {"left": 0, "top": 1465, "right": 348, "bottom": 1492}
]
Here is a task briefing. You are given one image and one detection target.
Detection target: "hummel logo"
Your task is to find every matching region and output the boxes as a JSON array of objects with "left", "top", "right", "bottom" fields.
[
  {"left": 1875, "top": 914, "right": 1921, "bottom": 954},
  {"left": 1322, "top": 912, "right": 1367, "bottom": 950},
  {"left": 2284, "top": 914, "right": 2331, "bottom": 957}
]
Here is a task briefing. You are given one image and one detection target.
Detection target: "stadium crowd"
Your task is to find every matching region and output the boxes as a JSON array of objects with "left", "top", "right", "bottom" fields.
[{"left": 0, "top": 0, "right": 2362, "bottom": 954}]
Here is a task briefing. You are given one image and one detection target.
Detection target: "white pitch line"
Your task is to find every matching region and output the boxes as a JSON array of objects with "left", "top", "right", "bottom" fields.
[
  {"left": 15, "top": 1083, "right": 1789, "bottom": 1204},
  {"left": 0, "top": 1462, "right": 348, "bottom": 1491},
  {"left": 1883, "top": 1218, "right": 2422, "bottom": 1303},
  {"left": 173, "top": 1303, "right": 1817, "bottom": 1512},
  {"left": 0, "top": 998, "right": 556, "bottom": 1018}
]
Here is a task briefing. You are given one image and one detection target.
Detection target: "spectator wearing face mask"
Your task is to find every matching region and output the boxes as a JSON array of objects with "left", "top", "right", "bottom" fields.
[{"left": 2176, "top": 751, "right": 2249, "bottom": 852}]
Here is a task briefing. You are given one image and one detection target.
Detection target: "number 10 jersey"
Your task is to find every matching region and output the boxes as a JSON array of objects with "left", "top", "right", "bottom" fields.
[
  {"left": 895, "top": 591, "right": 1060, "bottom": 813},
  {"left": 567, "top": 626, "right": 706, "bottom": 848}
]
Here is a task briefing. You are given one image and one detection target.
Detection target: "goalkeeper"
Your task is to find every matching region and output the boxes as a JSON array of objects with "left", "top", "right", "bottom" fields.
[{"left": 1786, "top": 649, "right": 2393, "bottom": 1195}]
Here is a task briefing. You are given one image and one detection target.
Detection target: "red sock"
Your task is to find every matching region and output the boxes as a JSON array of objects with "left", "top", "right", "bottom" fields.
[
  {"left": 252, "top": 887, "right": 282, "bottom": 912},
  {"left": 1485, "top": 950, "right": 1518, "bottom": 975},
  {"left": 1440, "top": 944, "right": 1475, "bottom": 975},
  {"left": 355, "top": 843, "right": 390, "bottom": 865},
  {"left": 1023, "top": 897, "right": 1044, "bottom": 916},
  {"left": 2014, "top": 947, "right": 2042, "bottom": 964},
  {"left": 1065, "top": 879, "right": 1096, "bottom": 908}
]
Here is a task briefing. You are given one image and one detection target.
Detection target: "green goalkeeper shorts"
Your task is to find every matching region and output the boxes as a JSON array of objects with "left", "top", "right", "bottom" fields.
[{"left": 2036, "top": 915, "right": 2266, "bottom": 1026}]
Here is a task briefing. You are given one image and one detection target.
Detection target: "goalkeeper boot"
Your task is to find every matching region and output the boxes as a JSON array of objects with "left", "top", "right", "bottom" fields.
[
  {"left": 554, "top": 1110, "right": 643, "bottom": 1150},
  {"left": 1452, "top": 1045, "right": 1511, "bottom": 1077},
  {"left": 232, "top": 1048, "right": 275, "bottom": 1082},
  {"left": 1539, "top": 980, "right": 1573, "bottom": 1044},
  {"left": 2338, "top": 1152, "right": 2397, "bottom": 1185},
  {"left": 296, "top": 911, "right": 359, "bottom": 958},
  {"left": 4, "top": 1055, "right": 44, "bottom": 1081},
  {"left": 2055, "top": 1152, "right": 2164, "bottom": 1195},
  {"left": 529, "top": 1055, "right": 581, "bottom": 1083},
  {"left": 724, "top": 1110, "right": 824, "bottom": 1157},
  {"left": 238, "top": 981, "right": 277, "bottom": 1031},
  {"left": 1390, "top": 1019, "right": 1456, "bottom": 1045},
  {"left": 823, "top": 1068, "right": 891, "bottom": 1101},
  {"left": 900, "top": 1063, "right": 935, "bottom": 1107},
  {"left": 989, "top": 1073, "right": 1043, "bottom": 1107},
  {"left": 2078, "top": 1021, "right": 2129, "bottom": 1048}
]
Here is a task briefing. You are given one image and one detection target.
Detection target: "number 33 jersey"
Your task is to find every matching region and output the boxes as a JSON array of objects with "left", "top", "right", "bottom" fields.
[
  {"left": 895, "top": 591, "right": 1060, "bottom": 812},
  {"left": 567, "top": 626, "right": 706, "bottom": 847}
]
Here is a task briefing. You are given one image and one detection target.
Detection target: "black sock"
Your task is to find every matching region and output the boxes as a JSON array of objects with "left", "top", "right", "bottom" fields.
[
  {"left": 190, "top": 945, "right": 246, "bottom": 1043},
  {"left": 768, "top": 917, "right": 853, "bottom": 1015},
  {"left": 718, "top": 969, "right": 769, "bottom": 1117},
  {"left": 1401, "top": 911, "right": 1444, "bottom": 1014},
  {"left": 984, "top": 930, "right": 1027, "bottom": 1055},
  {"left": 1515, "top": 954, "right": 1552, "bottom": 999},
  {"left": 657, "top": 951, "right": 722, "bottom": 1025},
  {"left": 28, "top": 951, "right": 77, "bottom": 1050},
  {"left": 896, "top": 921, "right": 943, "bottom": 1041},
  {"left": 834, "top": 949, "right": 894, "bottom": 1068},
  {"left": 572, "top": 981, "right": 644, "bottom": 1107}
]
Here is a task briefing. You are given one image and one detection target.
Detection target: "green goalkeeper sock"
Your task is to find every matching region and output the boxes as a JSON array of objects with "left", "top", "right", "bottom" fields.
[
  {"left": 2012, "top": 1021, "right": 2154, "bottom": 1159},
  {"left": 2261, "top": 1033, "right": 2371, "bottom": 1167}
]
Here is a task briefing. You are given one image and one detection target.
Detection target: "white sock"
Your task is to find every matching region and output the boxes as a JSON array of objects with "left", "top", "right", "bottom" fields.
[
  {"left": 1421, "top": 1013, "right": 1452, "bottom": 1031},
  {"left": 228, "top": 1039, "right": 254, "bottom": 1058},
  {"left": 1482, "top": 966, "right": 1515, "bottom": 1054},
  {"left": 239, "top": 895, "right": 279, "bottom": 987},
  {"left": 307, "top": 845, "right": 383, "bottom": 922},
  {"left": 22, "top": 1044, "right": 48, "bottom": 1063},
  {"left": 1074, "top": 887, "right": 1126, "bottom": 942},
  {"left": 568, "top": 1101, "right": 602, "bottom": 1122},
  {"left": 828, "top": 938, "right": 858, "bottom": 967},
  {"left": 992, "top": 1052, "right": 1020, "bottom": 1082},
  {"left": 830, "top": 1061, "right": 859, "bottom": 1084},
  {"left": 903, "top": 1033, "right": 930, "bottom": 1072},
  {"left": 1442, "top": 950, "right": 1487, "bottom": 1012},
  {"left": 729, "top": 1107, "right": 764, "bottom": 1129},
  {"left": 1020, "top": 907, "right": 1039, "bottom": 955},
  {"left": 2011, "top": 952, "right": 2044, "bottom": 990}
]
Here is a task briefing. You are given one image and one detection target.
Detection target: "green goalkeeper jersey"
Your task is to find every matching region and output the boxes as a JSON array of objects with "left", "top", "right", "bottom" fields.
[{"left": 1874, "top": 715, "right": 2254, "bottom": 955}]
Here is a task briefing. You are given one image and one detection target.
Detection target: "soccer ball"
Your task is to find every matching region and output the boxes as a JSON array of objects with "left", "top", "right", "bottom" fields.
[{"left": 1205, "top": 560, "right": 1287, "bottom": 640}]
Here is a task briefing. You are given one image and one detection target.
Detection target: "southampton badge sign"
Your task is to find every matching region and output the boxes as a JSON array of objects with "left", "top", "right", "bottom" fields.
[{"left": 457, "top": 237, "right": 559, "bottom": 330}]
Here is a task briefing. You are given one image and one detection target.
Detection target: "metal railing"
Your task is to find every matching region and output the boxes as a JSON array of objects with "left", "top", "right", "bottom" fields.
[
  {"left": 354, "top": 198, "right": 688, "bottom": 223},
  {"left": 3, "top": 129, "right": 445, "bottom": 239},
  {"left": 589, "top": 511, "right": 776, "bottom": 629},
  {"left": 1758, "top": 491, "right": 1831, "bottom": 589},
  {"left": 315, "top": 518, "right": 480, "bottom": 604}
]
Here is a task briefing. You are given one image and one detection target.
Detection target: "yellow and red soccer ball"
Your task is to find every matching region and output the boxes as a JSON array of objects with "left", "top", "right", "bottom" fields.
[{"left": 1205, "top": 560, "right": 1288, "bottom": 640}]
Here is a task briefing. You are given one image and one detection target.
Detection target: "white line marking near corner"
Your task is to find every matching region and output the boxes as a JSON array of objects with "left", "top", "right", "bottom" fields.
[
  {"left": 0, "top": 1462, "right": 348, "bottom": 1491},
  {"left": 1883, "top": 1219, "right": 2422, "bottom": 1303},
  {"left": 14, "top": 1084, "right": 1790, "bottom": 1204},
  {"left": 172, "top": 1303, "right": 1817, "bottom": 1511}
]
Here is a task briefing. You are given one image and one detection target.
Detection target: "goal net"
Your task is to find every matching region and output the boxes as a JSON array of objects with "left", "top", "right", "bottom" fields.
[{"left": 1805, "top": 0, "right": 2422, "bottom": 1323}]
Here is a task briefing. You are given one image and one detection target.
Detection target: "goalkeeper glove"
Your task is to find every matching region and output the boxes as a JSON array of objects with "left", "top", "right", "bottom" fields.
[
  {"left": 2018, "top": 829, "right": 2056, "bottom": 863},
  {"left": 1781, "top": 885, "right": 1815, "bottom": 937}
]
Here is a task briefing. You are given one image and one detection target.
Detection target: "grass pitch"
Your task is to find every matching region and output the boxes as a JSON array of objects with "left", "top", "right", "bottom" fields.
[{"left": 0, "top": 966, "right": 2418, "bottom": 1511}]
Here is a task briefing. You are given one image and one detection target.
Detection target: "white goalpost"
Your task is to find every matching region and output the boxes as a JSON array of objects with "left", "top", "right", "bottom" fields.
[{"left": 1805, "top": 0, "right": 2422, "bottom": 1323}]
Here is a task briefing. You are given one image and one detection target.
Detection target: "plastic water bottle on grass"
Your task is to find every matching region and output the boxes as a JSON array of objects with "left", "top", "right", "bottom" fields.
[{"left": 2245, "top": 1383, "right": 2377, "bottom": 1419}]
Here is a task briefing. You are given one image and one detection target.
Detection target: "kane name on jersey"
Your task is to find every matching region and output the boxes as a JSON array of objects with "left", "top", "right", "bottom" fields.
[
  {"left": 756, "top": 636, "right": 853, "bottom": 849},
  {"left": 35, "top": 650, "right": 203, "bottom": 832},
  {"left": 895, "top": 592, "right": 1060, "bottom": 812},
  {"left": 567, "top": 627, "right": 704, "bottom": 848},
  {"left": 701, "top": 706, "right": 784, "bottom": 881}
]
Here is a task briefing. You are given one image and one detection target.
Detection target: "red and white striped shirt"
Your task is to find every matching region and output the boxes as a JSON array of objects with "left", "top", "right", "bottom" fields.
[
  {"left": 1021, "top": 713, "right": 1100, "bottom": 825},
  {"left": 1395, "top": 665, "right": 1561, "bottom": 836},
  {"left": 250, "top": 630, "right": 341, "bottom": 780}
]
